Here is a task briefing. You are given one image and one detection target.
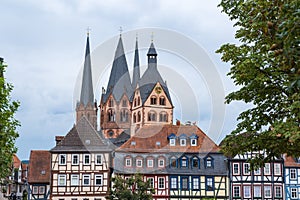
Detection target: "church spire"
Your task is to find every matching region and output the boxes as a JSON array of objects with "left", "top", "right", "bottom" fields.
[
  {"left": 147, "top": 41, "right": 157, "bottom": 68},
  {"left": 132, "top": 36, "right": 140, "bottom": 89},
  {"left": 79, "top": 32, "right": 94, "bottom": 106}
]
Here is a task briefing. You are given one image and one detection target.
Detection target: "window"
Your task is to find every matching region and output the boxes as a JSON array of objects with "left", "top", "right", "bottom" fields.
[
  {"left": 181, "top": 177, "right": 189, "bottom": 190},
  {"left": 158, "top": 177, "right": 165, "bottom": 189},
  {"left": 148, "top": 177, "right": 154, "bottom": 188},
  {"left": 136, "top": 158, "right": 143, "bottom": 167},
  {"left": 291, "top": 188, "right": 298, "bottom": 199},
  {"left": 58, "top": 174, "right": 66, "bottom": 186},
  {"left": 233, "top": 186, "right": 240, "bottom": 197},
  {"left": 122, "top": 99, "right": 127, "bottom": 107},
  {"left": 264, "top": 186, "right": 271, "bottom": 198},
  {"left": 191, "top": 139, "right": 197, "bottom": 146},
  {"left": 244, "top": 186, "right": 251, "bottom": 198},
  {"left": 180, "top": 138, "right": 186, "bottom": 146},
  {"left": 274, "top": 163, "right": 281, "bottom": 175},
  {"left": 108, "top": 130, "right": 114, "bottom": 137},
  {"left": 59, "top": 154, "right": 66, "bottom": 165},
  {"left": 72, "top": 154, "right": 79, "bottom": 165},
  {"left": 233, "top": 163, "right": 239, "bottom": 175},
  {"left": 170, "top": 157, "right": 177, "bottom": 168},
  {"left": 205, "top": 157, "right": 213, "bottom": 168},
  {"left": 158, "top": 158, "right": 165, "bottom": 167},
  {"left": 120, "top": 109, "right": 129, "bottom": 122},
  {"left": 71, "top": 174, "right": 79, "bottom": 186},
  {"left": 192, "top": 157, "right": 199, "bottom": 168},
  {"left": 137, "top": 111, "right": 141, "bottom": 122},
  {"left": 150, "top": 96, "right": 157, "bottom": 105},
  {"left": 95, "top": 175, "right": 103, "bottom": 186},
  {"left": 108, "top": 109, "right": 115, "bottom": 122},
  {"left": 32, "top": 186, "right": 38, "bottom": 194},
  {"left": 147, "top": 159, "right": 153, "bottom": 168},
  {"left": 243, "top": 163, "right": 250, "bottom": 175},
  {"left": 254, "top": 167, "right": 261, "bottom": 175},
  {"left": 290, "top": 168, "right": 297, "bottom": 179},
  {"left": 181, "top": 157, "right": 188, "bottom": 168},
  {"left": 159, "top": 97, "right": 166, "bottom": 105},
  {"left": 125, "top": 158, "right": 132, "bottom": 167},
  {"left": 170, "top": 177, "right": 177, "bottom": 189},
  {"left": 264, "top": 163, "right": 271, "bottom": 175},
  {"left": 95, "top": 154, "right": 102, "bottom": 165},
  {"left": 108, "top": 98, "right": 114, "bottom": 107},
  {"left": 83, "top": 174, "right": 90, "bottom": 186},
  {"left": 83, "top": 154, "right": 90, "bottom": 165},
  {"left": 275, "top": 186, "right": 282, "bottom": 198},
  {"left": 254, "top": 186, "right": 261, "bottom": 197},
  {"left": 148, "top": 111, "right": 156, "bottom": 121},
  {"left": 206, "top": 177, "right": 214, "bottom": 191},
  {"left": 170, "top": 138, "right": 176, "bottom": 146},
  {"left": 192, "top": 177, "right": 199, "bottom": 190},
  {"left": 159, "top": 112, "right": 167, "bottom": 122}
]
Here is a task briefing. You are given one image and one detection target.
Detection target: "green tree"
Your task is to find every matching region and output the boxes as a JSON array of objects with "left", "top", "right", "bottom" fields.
[
  {"left": 217, "top": 0, "right": 300, "bottom": 166},
  {"left": 0, "top": 58, "right": 20, "bottom": 179},
  {"left": 107, "top": 173, "right": 155, "bottom": 200}
]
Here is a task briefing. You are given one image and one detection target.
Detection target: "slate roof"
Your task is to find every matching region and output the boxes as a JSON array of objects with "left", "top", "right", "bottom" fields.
[
  {"left": 79, "top": 34, "right": 94, "bottom": 107},
  {"left": 284, "top": 155, "right": 300, "bottom": 167},
  {"left": 132, "top": 39, "right": 140, "bottom": 90},
  {"left": 147, "top": 42, "right": 157, "bottom": 55},
  {"left": 117, "top": 124, "right": 220, "bottom": 153},
  {"left": 28, "top": 150, "right": 50, "bottom": 184},
  {"left": 102, "top": 36, "right": 133, "bottom": 103},
  {"left": 50, "top": 116, "right": 113, "bottom": 152},
  {"left": 109, "top": 131, "right": 131, "bottom": 147}
]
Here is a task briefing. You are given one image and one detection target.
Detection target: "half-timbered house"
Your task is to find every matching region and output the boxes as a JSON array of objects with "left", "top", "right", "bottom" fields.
[
  {"left": 228, "top": 152, "right": 284, "bottom": 199},
  {"left": 284, "top": 155, "right": 300, "bottom": 199},
  {"left": 28, "top": 150, "right": 51, "bottom": 200}
]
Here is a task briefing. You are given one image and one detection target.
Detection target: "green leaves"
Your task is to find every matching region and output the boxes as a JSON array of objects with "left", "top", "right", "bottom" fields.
[{"left": 217, "top": 0, "right": 300, "bottom": 166}]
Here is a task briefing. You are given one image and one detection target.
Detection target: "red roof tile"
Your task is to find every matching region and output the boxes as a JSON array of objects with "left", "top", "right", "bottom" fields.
[
  {"left": 117, "top": 124, "right": 220, "bottom": 153},
  {"left": 28, "top": 150, "right": 51, "bottom": 183},
  {"left": 13, "top": 154, "right": 21, "bottom": 169},
  {"left": 284, "top": 155, "right": 300, "bottom": 167}
]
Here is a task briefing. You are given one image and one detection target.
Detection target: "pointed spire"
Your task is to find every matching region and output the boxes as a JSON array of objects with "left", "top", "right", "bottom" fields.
[
  {"left": 132, "top": 36, "right": 140, "bottom": 89},
  {"left": 79, "top": 32, "right": 94, "bottom": 107}
]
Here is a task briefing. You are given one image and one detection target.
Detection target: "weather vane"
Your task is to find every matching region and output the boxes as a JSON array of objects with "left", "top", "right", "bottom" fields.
[
  {"left": 151, "top": 32, "right": 154, "bottom": 42},
  {"left": 87, "top": 27, "right": 91, "bottom": 36}
]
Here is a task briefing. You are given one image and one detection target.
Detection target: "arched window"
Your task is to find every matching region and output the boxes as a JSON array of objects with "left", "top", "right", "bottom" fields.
[
  {"left": 204, "top": 156, "right": 214, "bottom": 168},
  {"left": 159, "top": 112, "right": 168, "bottom": 122},
  {"left": 150, "top": 96, "right": 157, "bottom": 105},
  {"left": 133, "top": 113, "right": 137, "bottom": 123},
  {"left": 122, "top": 99, "right": 127, "bottom": 107},
  {"left": 148, "top": 111, "right": 156, "bottom": 121},
  {"left": 180, "top": 156, "right": 188, "bottom": 168},
  {"left": 191, "top": 157, "right": 200, "bottom": 169},
  {"left": 159, "top": 97, "right": 166, "bottom": 105},
  {"left": 138, "top": 97, "right": 141, "bottom": 105},
  {"left": 108, "top": 98, "right": 114, "bottom": 107},
  {"left": 134, "top": 98, "right": 137, "bottom": 107},
  {"left": 138, "top": 111, "right": 141, "bottom": 122},
  {"left": 120, "top": 109, "right": 129, "bottom": 122},
  {"left": 107, "top": 109, "right": 115, "bottom": 122}
]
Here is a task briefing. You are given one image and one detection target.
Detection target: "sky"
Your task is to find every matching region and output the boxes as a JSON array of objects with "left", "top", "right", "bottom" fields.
[{"left": 0, "top": 0, "right": 248, "bottom": 160}]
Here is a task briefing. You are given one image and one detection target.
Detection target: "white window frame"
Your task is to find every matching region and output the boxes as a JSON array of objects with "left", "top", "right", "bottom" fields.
[
  {"left": 95, "top": 154, "right": 102, "bottom": 165},
  {"left": 71, "top": 174, "right": 79, "bottom": 186},
  {"left": 147, "top": 159, "right": 153, "bottom": 168},
  {"left": 254, "top": 186, "right": 261, "bottom": 197},
  {"left": 125, "top": 158, "right": 132, "bottom": 167},
  {"left": 147, "top": 177, "right": 154, "bottom": 188},
  {"left": 136, "top": 158, "right": 143, "bottom": 167},
  {"left": 95, "top": 174, "right": 103, "bottom": 186},
  {"left": 170, "top": 177, "right": 177, "bottom": 189},
  {"left": 274, "top": 163, "right": 281, "bottom": 175},
  {"left": 82, "top": 174, "right": 90, "bottom": 186},
  {"left": 233, "top": 186, "right": 240, "bottom": 197},
  {"left": 244, "top": 186, "right": 251, "bottom": 198},
  {"left": 170, "top": 138, "right": 176, "bottom": 146},
  {"left": 275, "top": 186, "right": 282, "bottom": 198},
  {"left": 158, "top": 177, "right": 165, "bottom": 189},
  {"left": 290, "top": 168, "right": 297, "bottom": 179},
  {"left": 59, "top": 154, "right": 66, "bottom": 165},
  {"left": 243, "top": 163, "right": 250, "bottom": 175},
  {"left": 38, "top": 186, "right": 45, "bottom": 194},
  {"left": 83, "top": 154, "right": 90, "bottom": 165},
  {"left": 264, "top": 185, "right": 272, "bottom": 198},
  {"left": 233, "top": 163, "right": 239, "bottom": 175},
  {"left": 58, "top": 174, "right": 66, "bottom": 186},
  {"left": 180, "top": 138, "right": 186, "bottom": 146},
  {"left": 181, "top": 157, "right": 187, "bottom": 168},
  {"left": 158, "top": 158, "right": 165, "bottom": 167},
  {"left": 264, "top": 163, "right": 271, "bottom": 175},
  {"left": 72, "top": 154, "right": 79, "bottom": 165},
  {"left": 192, "top": 177, "right": 199, "bottom": 190},
  {"left": 190, "top": 139, "right": 197, "bottom": 146},
  {"left": 32, "top": 186, "right": 38, "bottom": 194},
  {"left": 291, "top": 188, "right": 298, "bottom": 199},
  {"left": 254, "top": 167, "right": 261, "bottom": 175}
]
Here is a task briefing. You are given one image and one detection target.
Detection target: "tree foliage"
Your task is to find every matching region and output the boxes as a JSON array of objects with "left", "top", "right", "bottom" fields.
[
  {"left": 217, "top": 0, "right": 300, "bottom": 165},
  {"left": 0, "top": 58, "right": 20, "bottom": 179},
  {"left": 107, "top": 173, "right": 155, "bottom": 200}
]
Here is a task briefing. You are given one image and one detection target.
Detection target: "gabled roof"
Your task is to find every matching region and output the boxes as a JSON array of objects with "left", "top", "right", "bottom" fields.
[
  {"left": 28, "top": 150, "right": 50, "bottom": 184},
  {"left": 79, "top": 34, "right": 94, "bottom": 107},
  {"left": 117, "top": 124, "right": 220, "bottom": 153},
  {"left": 102, "top": 36, "right": 133, "bottom": 103},
  {"left": 132, "top": 39, "right": 140, "bottom": 90},
  {"left": 13, "top": 154, "right": 21, "bottom": 169},
  {"left": 284, "top": 155, "right": 300, "bottom": 167},
  {"left": 147, "top": 42, "right": 157, "bottom": 55},
  {"left": 109, "top": 131, "right": 130, "bottom": 147},
  {"left": 50, "top": 116, "right": 113, "bottom": 152}
]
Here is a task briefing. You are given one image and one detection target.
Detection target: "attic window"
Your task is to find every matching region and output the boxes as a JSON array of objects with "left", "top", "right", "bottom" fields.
[
  {"left": 180, "top": 139, "right": 186, "bottom": 146},
  {"left": 191, "top": 139, "right": 197, "bottom": 146},
  {"left": 85, "top": 139, "right": 90, "bottom": 145},
  {"left": 156, "top": 141, "right": 161, "bottom": 146},
  {"left": 40, "top": 170, "right": 46, "bottom": 175},
  {"left": 131, "top": 141, "right": 136, "bottom": 146},
  {"left": 170, "top": 138, "right": 176, "bottom": 146}
]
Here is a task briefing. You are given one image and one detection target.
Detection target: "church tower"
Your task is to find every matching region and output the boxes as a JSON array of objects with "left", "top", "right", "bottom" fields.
[
  {"left": 131, "top": 41, "right": 174, "bottom": 135},
  {"left": 100, "top": 34, "right": 133, "bottom": 138},
  {"left": 76, "top": 32, "right": 97, "bottom": 129}
]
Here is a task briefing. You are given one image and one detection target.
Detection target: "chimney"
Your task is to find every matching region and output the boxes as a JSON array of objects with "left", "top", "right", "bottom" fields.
[
  {"left": 55, "top": 136, "right": 64, "bottom": 145},
  {"left": 176, "top": 119, "right": 181, "bottom": 126}
]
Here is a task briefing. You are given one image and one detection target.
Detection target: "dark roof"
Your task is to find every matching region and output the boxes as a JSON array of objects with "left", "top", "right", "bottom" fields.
[
  {"left": 147, "top": 42, "right": 157, "bottom": 55},
  {"left": 102, "top": 36, "right": 133, "bottom": 103},
  {"left": 109, "top": 131, "right": 130, "bottom": 147},
  {"left": 117, "top": 124, "right": 220, "bottom": 153},
  {"left": 50, "top": 116, "right": 113, "bottom": 152},
  {"left": 132, "top": 39, "right": 140, "bottom": 90},
  {"left": 28, "top": 150, "right": 50, "bottom": 184},
  {"left": 79, "top": 34, "right": 94, "bottom": 107}
]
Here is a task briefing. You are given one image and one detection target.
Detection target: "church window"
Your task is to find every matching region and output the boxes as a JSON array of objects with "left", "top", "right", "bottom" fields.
[
  {"left": 159, "top": 97, "right": 166, "bottom": 105},
  {"left": 148, "top": 111, "right": 156, "bottom": 121},
  {"left": 134, "top": 98, "right": 137, "bottom": 107},
  {"left": 108, "top": 98, "right": 114, "bottom": 107},
  {"left": 108, "top": 109, "right": 115, "bottom": 122},
  {"left": 108, "top": 130, "right": 114, "bottom": 137},
  {"left": 150, "top": 96, "right": 157, "bottom": 105},
  {"left": 138, "top": 111, "right": 141, "bottom": 122},
  {"left": 122, "top": 99, "right": 127, "bottom": 107},
  {"left": 138, "top": 97, "right": 141, "bottom": 105},
  {"left": 159, "top": 112, "right": 168, "bottom": 122},
  {"left": 133, "top": 113, "right": 137, "bottom": 123},
  {"left": 120, "top": 109, "right": 129, "bottom": 122}
]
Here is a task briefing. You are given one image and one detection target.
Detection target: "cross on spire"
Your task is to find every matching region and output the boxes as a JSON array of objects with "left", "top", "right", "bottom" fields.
[
  {"left": 151, "top": 32, "right": 154, "bottom": 42},
  {"left": 86, "top": 27, "right": 91, "bottom": 36},
  {"left": 119, "top": 26, "right": 123, "bottom": 36}
]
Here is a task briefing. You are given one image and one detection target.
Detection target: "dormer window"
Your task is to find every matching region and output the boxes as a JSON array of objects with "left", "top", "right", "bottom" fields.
[
  {"left": 190, "top": 133, "right": 198, "bottom": 146},
  {"left": 180, "top": 139, "right": 186, "bottom": 146},
  {"left": 181, "top": 156, "right": 188, "bottom": 168},
  {"left": 170, "top": 138, "right": 176, "bottom": 146},
  {"left": 205, "top": 156, "right": 214, "bottom": 168}
]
